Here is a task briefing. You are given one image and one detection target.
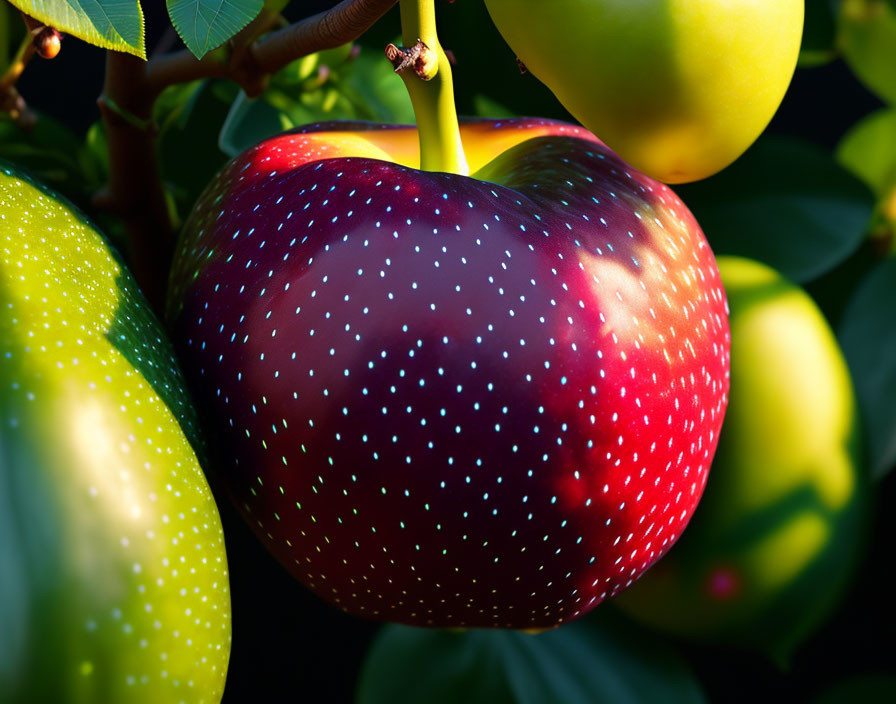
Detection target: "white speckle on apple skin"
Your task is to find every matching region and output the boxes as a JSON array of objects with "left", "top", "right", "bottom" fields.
[{"left": 170, "top": 119, "right": 730, "bottom": 629}]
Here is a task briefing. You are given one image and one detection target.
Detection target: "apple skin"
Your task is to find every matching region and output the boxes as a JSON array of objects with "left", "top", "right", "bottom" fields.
[
  {"left": 617, "top": 257, "right": 866, "bottom": 659},
  {"left": 168, "top": 118, "right": 730, "bottom": 629},
  {"left": 483, "top": 0, "right": 803, "bottom": 183},
  {"left": 0, "top": 163, "right": 231, "bottom": 703}
]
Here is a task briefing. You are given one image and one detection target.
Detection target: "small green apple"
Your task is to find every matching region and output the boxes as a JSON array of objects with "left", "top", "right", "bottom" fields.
[
  {"left": 483, "top": 0, "right": 803, "bottom": 183},
  {"left": 616, "top": 256, "right": 866, "bottom": 659},
  {"left": 0, "top": 162, "right": 231, "bottom": 702}
]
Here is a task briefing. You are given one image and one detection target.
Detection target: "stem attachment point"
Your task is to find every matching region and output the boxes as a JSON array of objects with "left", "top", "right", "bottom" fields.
[{"left": 385, "top": 39, "right": 438, "bottom": 81}]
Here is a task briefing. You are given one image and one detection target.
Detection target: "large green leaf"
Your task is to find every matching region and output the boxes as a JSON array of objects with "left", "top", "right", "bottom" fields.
[
  {"left": 167, "top": 0, "right": 263, "bottom": 60},
  {"left": 837, "top": 107, "right": 896, "bottom": 196},
  {"left": 7, "top": 0, "right": 144, "bottom": 57},
  {"left": 838, "top": 257, "right": 896, "bottom": 479},
  {"left": 357, "top": 615, "right": 705, "bottom": 704},
  {"left": 675, "top": 136, "right": 874, "bottom": 283},
  {"left": 837, "top": 0, "right": 896, "bottom": 104}
]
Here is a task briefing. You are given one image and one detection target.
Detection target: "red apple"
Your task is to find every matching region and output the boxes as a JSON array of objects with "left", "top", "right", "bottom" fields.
[{"left": 167, "top": 118, "right": 730, "bottom": 629}]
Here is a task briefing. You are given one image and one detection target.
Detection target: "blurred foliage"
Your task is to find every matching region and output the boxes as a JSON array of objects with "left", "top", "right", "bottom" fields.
[
  {"left": 0, "top": 2, "right": 10, "bottom": 75},
  {"left": 675, "top": 137, "right": 874, "bottom": 283},
  {"left": 357, "top": 614, "right": 705, "bottom": 704},
  {"left": 155, "top": 80, "right": 237, "bottom": 224},
  {"left": 836, "top": 107, "right": 896, "bottom": 255},
  {"left": 837, "top": 0, "right": 896, "bottom": 105},
  {"left": 839, "top": 258, "right": 896, "bottom": 479},
  {"left": 814, "top": 674, "right": 896, "bottom": 703},
  {"left": 218, "top": 43, "right": 415, "bottom": 158},
  {"left": 0, "top": 114, "right": 105, "bottom": 203},
  {"left": 800, "top": 0, "right": 839, "bottom": 67},
  {"left": 837, "top": 107, "right": 896, "bottom": 196}
]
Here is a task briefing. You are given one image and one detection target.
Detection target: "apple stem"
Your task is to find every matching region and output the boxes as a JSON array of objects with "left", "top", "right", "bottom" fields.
[{"left": 394, "top": 0, "right": 468, "bottom": 175}]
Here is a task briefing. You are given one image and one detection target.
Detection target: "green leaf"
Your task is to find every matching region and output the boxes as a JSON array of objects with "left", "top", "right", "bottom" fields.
[
  {"left": 838, "top": 257, "right": 896, "bottom": 479},
  {"left": 218, "top": 90, "right": 291, "bottom": 158},
  {"left": 7, "top": 0, "right": 144, "bottom": 57},
  {"left": 837, "top": 107, "right": 896, "bottom": 196},
  {"left": 837, "top": 0, "right": 896, "bottom": 104},
  {"left": 167, "top": 0, "right": 263, "bottom": 60},
  {"left": 675, "top": 136, "right": 874, "bottom": 283},
  {"left": 334, "top": 47, "right": 415, "bottom": 124},
  {"left": 357, "top": 615, "right": 705, "bottom": 704}
]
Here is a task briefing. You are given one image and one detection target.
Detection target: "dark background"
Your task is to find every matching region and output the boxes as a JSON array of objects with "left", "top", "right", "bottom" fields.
[{"left": 15, "top": 2, "right": 893, "bottom": 702}]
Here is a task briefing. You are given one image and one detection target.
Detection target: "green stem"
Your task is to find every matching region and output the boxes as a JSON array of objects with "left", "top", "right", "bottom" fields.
[{"left": 399, "top": 0, "right": 468, "bottom": 175}]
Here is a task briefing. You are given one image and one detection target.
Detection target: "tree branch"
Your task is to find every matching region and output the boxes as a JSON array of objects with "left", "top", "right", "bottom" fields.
[
  {"left": 0, "top": 15, "right": 43, "bottom": 128},
  {"left": 98, "top": 0, "right": 398, "bottom": 313},
  {"left": 97, "top": 52, "right": 171, "bottom": 310},
  {"left": 0, "top": 40, "right": 36, "bottom": 128},
  {"left": 146, "top": 0, "right": 397, "bottom": 97}
]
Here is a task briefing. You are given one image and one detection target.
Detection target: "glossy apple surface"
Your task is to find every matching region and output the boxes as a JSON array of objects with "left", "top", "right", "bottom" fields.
[
  {"left": 0, "top": 163, "right": 231, "bottom": 703},
  {"left": 168, "top": 118, "right": 730, "bottom": 629},
  {"left": 484, "top": 0, "right": 803, "bottom": 183}
]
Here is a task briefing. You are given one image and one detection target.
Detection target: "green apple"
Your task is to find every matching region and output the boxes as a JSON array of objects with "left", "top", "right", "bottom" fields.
[
  {"left": 483, "top": 0, "right": 803, "bottom": 183},
  {"left": 616, "top": 256, "right": 866, "bottom": 659},
  {"left": 0, "top": 162, "right": 231, "bottom": 702}
]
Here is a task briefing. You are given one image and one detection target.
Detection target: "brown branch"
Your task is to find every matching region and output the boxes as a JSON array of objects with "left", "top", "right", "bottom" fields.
[
  {"left": 98, "top": 52, "right": 171, "bottom": 310},
  {"left": 145, "top": 7, "right": 284, "bottom": 99},
  {"left": 2, "top": 13, "right": 64, "bottom": 130},
  {"left": 1, "top": 26, "right": 37, "bottom": 128},
  {"left": 98, "top": 0, "right": 398, "bottom": 314},
  {"left": 0, "top": 41, "right": 35, "bottom": 94},
  {"left": 146, "top": 0, "right": 397, "bottom": 97},
  {"left": 251, "top": 0, "right": 397, "bottom": 72}
]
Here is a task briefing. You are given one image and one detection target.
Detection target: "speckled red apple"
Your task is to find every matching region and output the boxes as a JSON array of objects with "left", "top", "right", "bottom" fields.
[{"left": 167, "top": 118, "right": 730, "bottom": 629}]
